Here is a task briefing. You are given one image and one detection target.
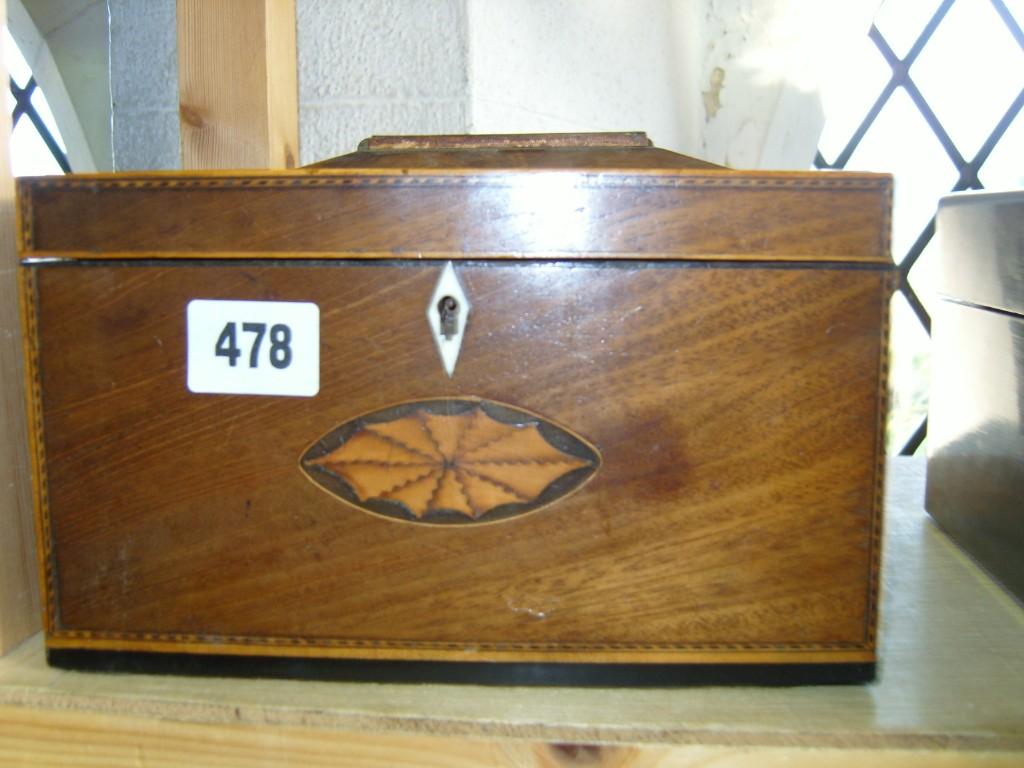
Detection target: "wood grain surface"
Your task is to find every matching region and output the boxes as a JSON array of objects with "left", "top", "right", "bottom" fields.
[
  {"left": 304, "top": 132, "right": 713, "bottom": 170},
  {"left": 360, "top": 132, "right": 656, "bottom": 150},
  {"left": 301, "top": 398, "right": 601, "bottom": 524},
  {"left": 25, "top": 261, "right": 888, "bottom": 661},
  {"left": 177, "top": 0, "right": 298, "bottom": 169},
  {"left": 17, "top": 148, "right": 893, "bottom": 664},
  {"left": 17, "top": 171, "right": 891, "bottom": 262},
  {"left": 0, "top": 0, "right": 40, "bottom": 654},
  {"left": 309, "top": 144, "right": 725, "bottom": 170},
  {"left": 0, "top": 705, "right": 1020, "bottom": 768},
  {"left": 1, "top": 461, "right": 1022, "bottom": 765}
]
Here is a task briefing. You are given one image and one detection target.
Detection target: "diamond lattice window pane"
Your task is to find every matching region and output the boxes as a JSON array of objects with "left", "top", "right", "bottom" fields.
[
  {"left": 847, "top": 87, "right": 958, "bottom": 261},
  {"left": 818, "top": 33, "right": 892, "bottom": 164},
  {"left": 873, "top": 0, "right": 945, "bottom": 59},
  {"left": 888, "top": 292, "right": 931, "bottom": 453},
  {"left": 978, "top": 105, "right": 1024, "bottom": 190},
  {"left": 10, "top": 117, "right": 64, "bottom": 176},
  {"left": 29, "top": 87, "right": 67, "bottom": 153},
  {"left": 907, "top": 237, "right": 942, "bottom": 321},
  {"left": 912, "top": 0, "right": 1024, "bottom": 161},
  {"left": 1002, "top": 0, "right": 1024, "bottom": 28}
]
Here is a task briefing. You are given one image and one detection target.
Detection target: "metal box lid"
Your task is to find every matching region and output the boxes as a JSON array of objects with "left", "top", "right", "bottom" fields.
[{"left": 936, "top": 190, "right": 1024, "bottom": 317}]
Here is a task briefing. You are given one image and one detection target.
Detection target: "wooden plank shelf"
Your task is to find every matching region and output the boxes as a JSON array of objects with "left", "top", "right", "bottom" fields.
[{"left": 0, "top": 459, "right": 1021, "bottom": 766}]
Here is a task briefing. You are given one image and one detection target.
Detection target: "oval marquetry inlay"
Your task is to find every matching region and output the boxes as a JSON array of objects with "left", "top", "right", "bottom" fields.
[{"left": 300, "top": 398, "right": 601, "bottom": 525}]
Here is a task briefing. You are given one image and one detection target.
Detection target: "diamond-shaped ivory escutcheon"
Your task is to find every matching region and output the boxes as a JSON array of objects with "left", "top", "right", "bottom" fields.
[{"left": 426, "top": 261, "right": 470, "bottom": 377}]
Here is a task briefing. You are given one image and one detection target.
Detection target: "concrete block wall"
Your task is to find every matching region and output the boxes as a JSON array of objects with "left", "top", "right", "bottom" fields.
[
  {"left": 298, "top": 0, "right": 470, "bottom": 164},
  {"left": 109, "top": 0, "right": 180, "bottom": 170},
  {"left": 467, "top": 0, "right": 703, "bottom": 158}
]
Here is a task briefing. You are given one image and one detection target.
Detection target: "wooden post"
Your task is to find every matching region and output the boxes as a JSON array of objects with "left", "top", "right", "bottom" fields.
[
  {"left": 177, "top": 0, "right": 299, "bottom": 170},
  {"left": 0, "top": 0, "right": 42, "bottom": 655}
]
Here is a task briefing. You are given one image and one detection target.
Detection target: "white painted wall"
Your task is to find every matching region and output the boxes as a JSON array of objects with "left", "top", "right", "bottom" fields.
[
  {"left": 297, "top": 0, "right": 470, "bottom": 165},
  {"left": 466, "top": 0, "right": 703, "bottom": 157},
  {"left": 463, "top": 0, "right": 879, "bottom": 169},
  {"left": 696, "top": 0, "right": 878, "bottom": 169}
]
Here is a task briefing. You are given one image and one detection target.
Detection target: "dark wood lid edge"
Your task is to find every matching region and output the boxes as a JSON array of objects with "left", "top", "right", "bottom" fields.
[{"left": 357, "top": 132, "right": 653, "bottom": 151}]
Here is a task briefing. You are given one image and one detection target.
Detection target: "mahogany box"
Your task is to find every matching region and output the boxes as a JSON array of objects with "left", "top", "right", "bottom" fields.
[{"left": 17, "top": 133, "right": 893, "bottom": 681}]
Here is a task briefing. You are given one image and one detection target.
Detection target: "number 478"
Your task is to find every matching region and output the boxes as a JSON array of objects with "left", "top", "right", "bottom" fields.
[{"left": 215, "top": 322, "right": 292, "bottom": 369}]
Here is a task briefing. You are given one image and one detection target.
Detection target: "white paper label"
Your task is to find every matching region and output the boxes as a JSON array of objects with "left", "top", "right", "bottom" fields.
[{"left": 186, "top": 299, "right": 319, "bottom": 396}]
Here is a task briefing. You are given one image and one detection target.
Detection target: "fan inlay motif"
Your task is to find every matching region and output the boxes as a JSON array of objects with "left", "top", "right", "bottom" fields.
[{"left": 301, "top": 399, "right": 600, "bottom": 524}]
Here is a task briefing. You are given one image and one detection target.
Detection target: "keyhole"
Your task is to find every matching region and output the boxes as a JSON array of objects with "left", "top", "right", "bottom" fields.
[{"left": 437, "top": 295, "right": 459, "bottom": 340}]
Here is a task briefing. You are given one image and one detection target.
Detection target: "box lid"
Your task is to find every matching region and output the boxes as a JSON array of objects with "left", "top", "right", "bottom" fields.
[
  {"left": 936, "top": 191, "right": 1024, "bottom": 317},
  {"left": 309, "top": 132, "right": 724, "bottom": 171},
  {"left": 17, "top": 133, "right": 893, "bottom": 266}
]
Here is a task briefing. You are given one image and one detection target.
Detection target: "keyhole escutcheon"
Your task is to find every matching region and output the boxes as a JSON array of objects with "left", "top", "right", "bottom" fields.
[{"left": 438, "top": 295, "right": 459, "bottom": 340}]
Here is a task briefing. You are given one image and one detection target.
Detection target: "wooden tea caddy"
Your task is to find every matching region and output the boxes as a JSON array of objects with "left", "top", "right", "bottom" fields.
[{"left": 17, "top": 133, "right": 893, "bottom": 682}]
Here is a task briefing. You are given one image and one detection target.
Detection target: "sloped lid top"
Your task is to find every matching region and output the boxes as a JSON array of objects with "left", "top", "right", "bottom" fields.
[
  {"left": 307, "top": 132, "right": 723, "bottom": 171},
  {"left": 936, "top": 191, "right": 1024, "bottom": 316}
]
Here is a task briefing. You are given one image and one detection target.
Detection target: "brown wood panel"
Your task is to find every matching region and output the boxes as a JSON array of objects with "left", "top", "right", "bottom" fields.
[
  {"left": 26, "top": 262, "right": 888, "bottom": 661},
  {"left": 361, "top": 132, "right": 655, "bottom": 150},
  {"left": 18, "top": 172, "right": 891, "bottom": 262},
  {"left": 177, "top": 0, "right": 298, "bottom": 169},
  {"left": 4, "top": 463, "right": 1024, "bottom": 753},
  {"left": 0, "top": 0, "right": 40, "bottom": 655},
  {"left": 309, "top": 146, "right": 725, "bottom": 170},
  {"left": 308, "top": 131, "right": 714, "bottom": 170}
]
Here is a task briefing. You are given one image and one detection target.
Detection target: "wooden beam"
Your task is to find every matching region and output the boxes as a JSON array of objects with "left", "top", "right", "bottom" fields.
[
  {"left": 0, "top": 0, "right": 42, "bottom": 654},
  {"left": 177, "top": 0, "right": 298, "bottom": 170}
]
